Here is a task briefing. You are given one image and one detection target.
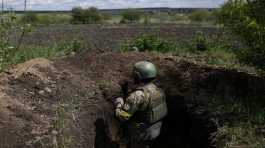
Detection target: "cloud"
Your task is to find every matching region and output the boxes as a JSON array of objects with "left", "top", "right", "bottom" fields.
[{"left": 3, "top": 0, "right": 225, "bottom": 10}]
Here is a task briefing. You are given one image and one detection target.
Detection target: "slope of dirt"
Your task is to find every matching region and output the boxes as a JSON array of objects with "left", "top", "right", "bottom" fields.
[{"left": 0, "top": 52, "right": 264, "bottom": 148}]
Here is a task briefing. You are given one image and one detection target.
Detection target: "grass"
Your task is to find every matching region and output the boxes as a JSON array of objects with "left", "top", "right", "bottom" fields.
[
  {"left": 37, "top": 14, "right": 72, "bottom": 25},
  {"left": 208, "top": 96, "right": 265, "bottom": 148},
  {"left": 54, "top": 101, "right": 76, "bottom": 148},
  {"left": 216, "top": 124, "right": 265, "bottom": 148},
  {"left": 120, "top": 33, "right": 260, "bottom": 74},
  {"left": 0, "top": 40, "right": 82, "bottom": 72},
  {"left": 12, "top": 11, "right": 216, "bottom": 25}
]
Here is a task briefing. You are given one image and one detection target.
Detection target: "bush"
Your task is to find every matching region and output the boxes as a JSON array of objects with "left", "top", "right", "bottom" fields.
[
  {"left": 217, "top": 0, "right": 265, "bottom": 70},
  {"left": 121, "top": 34, "right": 176, "bottom": 53},
  {"left": 21, "top": 12, "right": 38, "bottom": 24},
  {"left": 143, "top": 14, "right": 150, "bottom": 24},
  {"left": 1, "top": 17, "right": 32, "bottom": 71},
  {"left": 188, "top": 9, "right": 211, "bottom": 22},
  {"left": 120, "top": 9, "right": 141, "bottom": 23},
  {"left": 193, "top": 31, "right": 208, "bottom": 51},
  {"left": 71, "top": 7, "right": 102, "bottom": 24}
]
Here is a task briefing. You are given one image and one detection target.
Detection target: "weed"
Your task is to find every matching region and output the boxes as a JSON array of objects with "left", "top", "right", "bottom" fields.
[
  {"left": 54, "top": 94, "right": 81, "bottom": 148},
  {"left": 0, "top": 14, "right": 32, "bottom": 71},
  {"left": 209, "top": 96, "right": 265, "bottom": 148},
  {"left": 1, "top": 39, "right": 83, "bottom": 71},
  {"left": 120, "top": 33, "right": 258, "bottom": 73},
  {"left": 121, "top": 34, "right": 177, "bottom": 53}
]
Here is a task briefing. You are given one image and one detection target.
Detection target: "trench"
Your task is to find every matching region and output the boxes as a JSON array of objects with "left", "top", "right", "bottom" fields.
[
  {"left": 152, "top": 93, "right": 217, "bottom": 148},
  {"left": 94, "top": 91, "right": 217, "bottom": 148}
]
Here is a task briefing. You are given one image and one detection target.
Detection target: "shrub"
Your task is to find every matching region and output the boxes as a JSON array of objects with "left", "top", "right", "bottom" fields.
[
  {"left": 71, "top": 7, "right": 102, "bottom": 24},
  {"left": 143, "top": 14, "right": 150, "bottom": 24},
  {"left": 217, "top": 0, "right": 265, "bottom": 70},
  {"left": 121, "top": 34, "right": 176, "bottom": 53},
  {"left": 120, "top": 9, "right": 141, "bottom": 23},
  {"left": 193, "top": 31, "right": 208, "bottom": 51},
  {"left": 0, "top": 17, "right": 32, "bottom": 71},
  {"left": 188, "top": 9, "right": 211, "bottom": 22},
  {"left": 21, "top": 12, "right": 38, "bottom": 24}
]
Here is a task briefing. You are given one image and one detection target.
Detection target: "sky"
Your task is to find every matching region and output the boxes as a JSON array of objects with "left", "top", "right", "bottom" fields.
[{"left": 3, "top": 0, "right": 226, "bottom": 11}]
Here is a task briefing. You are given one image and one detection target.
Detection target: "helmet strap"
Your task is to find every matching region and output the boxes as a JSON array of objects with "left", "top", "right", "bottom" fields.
[{"left": 133, "top": 71, "right": 141, "bottom": 83}]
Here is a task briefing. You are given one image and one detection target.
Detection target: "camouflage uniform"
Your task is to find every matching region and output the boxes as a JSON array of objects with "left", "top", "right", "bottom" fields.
[{"left": 115, "top": 82, "right": 168, "bottom": 148}]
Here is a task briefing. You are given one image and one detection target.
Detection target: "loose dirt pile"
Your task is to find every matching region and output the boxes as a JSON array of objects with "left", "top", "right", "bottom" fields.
[{"left": 0, "top": 52, "right": 264, "bottom": 148}]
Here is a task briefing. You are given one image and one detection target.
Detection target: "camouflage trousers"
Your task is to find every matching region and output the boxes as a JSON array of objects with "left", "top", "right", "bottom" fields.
[{"left": 119, "top": 121, "right": 162, "bottom": 148}]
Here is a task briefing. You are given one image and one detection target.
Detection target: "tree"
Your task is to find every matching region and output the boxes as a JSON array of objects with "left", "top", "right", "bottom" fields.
[
  {"left": 217, "top": 0, "right": 265, "bottom": 69},
  {"left": 188, "top": 9, "right": 211, "bottom": 22},
  {"left": 121, "top": 9, "right": 141, "bottom": 23},
  {"left": 21, "top": 12, "right": 38, "bottom": 24},
  {"left": 71, "top": 7, "right": 102, "bottom": 24}
]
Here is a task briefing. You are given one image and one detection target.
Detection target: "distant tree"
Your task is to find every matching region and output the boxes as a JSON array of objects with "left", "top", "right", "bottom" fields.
[
  {"left": 143, "top": 14, "right": 150, "bottom": 24},
  {"left": 188, "top": 9, "right": 211, "bottom": 22},
  {"left": 120, "top": 9, "right": 141, "bottom": 23},
  {"left": 71, "top": 7, "right": 83, "bottom": 24},
  {"left": 217, "top": 0, "right": 265, "bottom": 69},
  {"left": 21, "top": 12, "right": 38, "bottom": 24},
  {"left": 71, "top": 7, "right": 102, "bottom": 24}
]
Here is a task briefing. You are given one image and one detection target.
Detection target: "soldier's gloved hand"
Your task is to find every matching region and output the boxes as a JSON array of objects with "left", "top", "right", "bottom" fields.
[
  {"left": 115, "top": 108, "right": 131, "bottom": 121},
  {"left": 114, "top": 97, "right": 124, "bottom": 108}
]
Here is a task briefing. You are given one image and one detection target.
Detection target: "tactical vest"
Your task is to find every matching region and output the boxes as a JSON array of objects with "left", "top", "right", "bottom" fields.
[{"left": 132, "top": 83, "right": 168, "bottom": 124}]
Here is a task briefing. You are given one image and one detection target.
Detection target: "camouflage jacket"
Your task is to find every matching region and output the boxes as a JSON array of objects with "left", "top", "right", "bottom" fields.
[{"left": 115, "top": 83, "right": 167, "bottom": 124}]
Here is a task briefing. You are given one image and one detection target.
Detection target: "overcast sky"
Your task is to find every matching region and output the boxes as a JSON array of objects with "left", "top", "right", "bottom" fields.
[{"left": 3, "top": 0, "right": 226, "bottom": 10}]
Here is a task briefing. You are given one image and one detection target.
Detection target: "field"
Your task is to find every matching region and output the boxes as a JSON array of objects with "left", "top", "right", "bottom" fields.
[
  {"left": 14, "top": 24, "right": 222, "bottom": 49},
  {"left": 0, "top": 9, "right": 265, "bottom": 148},
  {"left": 7, "top": 23, "right": 256, "bottom": 76}
]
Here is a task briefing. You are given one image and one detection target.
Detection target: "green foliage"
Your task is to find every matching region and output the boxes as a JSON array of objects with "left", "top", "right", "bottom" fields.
[
  {"left": 193, "top": 31, "right": 208, "bottom": 51},
  {"left": 37, "top": 14, "right": 71, "bottom": 25},
  {"left": 121, "top": 33, "right": 256, "bottom": 72},
  {"left": 71, "top": 7, "right": 103, "bottom": 24},
  {"left": 121, "top": 34, "right": 177, "bottom": 53},
  {"left": 217, "top": 0, "right": 265, "bottom": 70},
  {"left": 11, "top": 40, "right": 83, "bottom": 65},
  {"left": 120, "top": 9, "right": 141, "bottom": 23},
  {"left": 174, "top": 14, "right": 188, "bottom": 22},
  {"left": 188, "top": 9, "right": 211, "bottom": 22},
  {"left": 0, "top": 14, "right": 33, "bottom": 71},
  {"left": 143, "top": 14, "right": 150, "bottom": 24},
  {"left": 1, "top": 14, "right": 82, "bottom": 71},
  {"left": 209, "top": 95, "right": 265, "bottom": 148},
  {"left": 21, "top": 12, "right": 39, "bottom": 24}
]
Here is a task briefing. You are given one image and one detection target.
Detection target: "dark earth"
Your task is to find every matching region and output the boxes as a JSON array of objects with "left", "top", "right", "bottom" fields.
[{"left": 0, "top": 51, "right": 264, "bottom": 148}]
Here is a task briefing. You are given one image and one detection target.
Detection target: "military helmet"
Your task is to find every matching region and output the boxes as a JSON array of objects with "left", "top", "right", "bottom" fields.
[{"left": 133, "top": 61, "right": 157, "bottom": 80}]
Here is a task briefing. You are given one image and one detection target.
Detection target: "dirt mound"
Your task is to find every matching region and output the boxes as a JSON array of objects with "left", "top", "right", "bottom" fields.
[
  {"left": 0, "top": 58, "right": 57, "bottom": 148},
  {"left": 10, "top": 58, "right": 56, "bottom": 80},
  {"left": 0, "top": 52, "right": 264, "bottom": 148}
]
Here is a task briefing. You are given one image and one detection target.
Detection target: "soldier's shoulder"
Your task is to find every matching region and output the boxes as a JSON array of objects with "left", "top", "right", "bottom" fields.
[
  {"left": 129, "top": 90, "right": 145, "bottom": 98},
  {"left": 126, "top": 90, "right": 145, "bottom": 104},
  {"left": 144, "top": 83, "right": 160, "bottom": 91}
]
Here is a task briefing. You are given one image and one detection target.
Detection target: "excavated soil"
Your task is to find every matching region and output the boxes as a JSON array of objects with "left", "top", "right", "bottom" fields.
[{"left": 0, "top": 52, "right": 264, "bottom": 148}]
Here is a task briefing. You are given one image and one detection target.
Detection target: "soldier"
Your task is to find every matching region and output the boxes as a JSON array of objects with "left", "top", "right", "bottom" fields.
[{"left": 114, "top": 61, "right": 168, "bottom": 148}]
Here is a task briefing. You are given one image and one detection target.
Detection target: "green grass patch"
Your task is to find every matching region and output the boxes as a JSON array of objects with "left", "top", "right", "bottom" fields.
[
  {"left": 209, "top": 97, "right": 265, "bottom": 148},
  {"left": 120, "top": 34, "right": 258, "bottom": 73},
  {"left": 1, "top": 40, "right": 82, "bottom": 71}
]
